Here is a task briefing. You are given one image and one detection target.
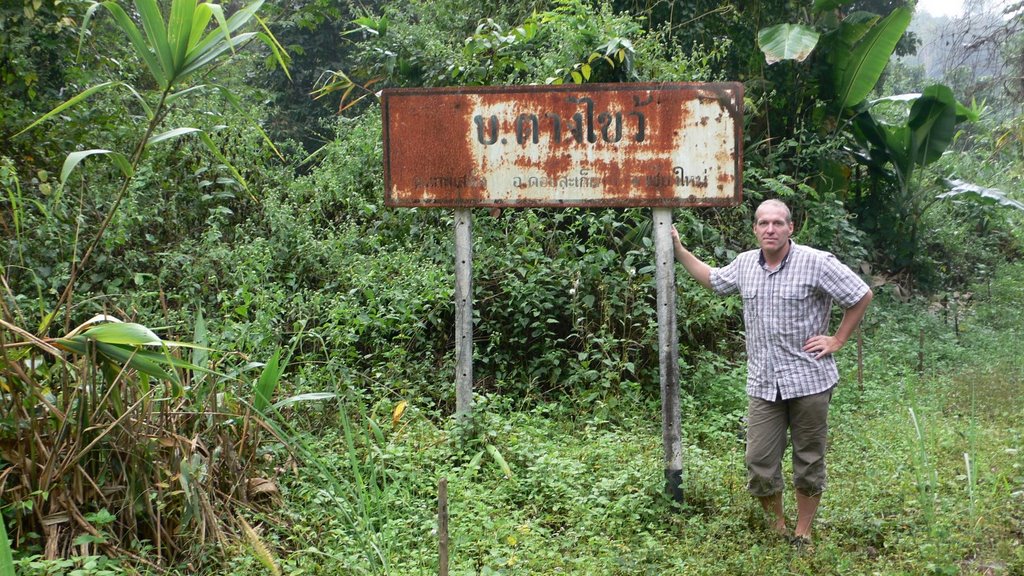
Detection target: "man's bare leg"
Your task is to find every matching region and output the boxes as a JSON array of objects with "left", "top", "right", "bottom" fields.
[
  {"left": 794, "top": 492, "right": 821, "bottom": 540},
  {"left": 759, "top": 493, "right": 787, "bottom": 536}
]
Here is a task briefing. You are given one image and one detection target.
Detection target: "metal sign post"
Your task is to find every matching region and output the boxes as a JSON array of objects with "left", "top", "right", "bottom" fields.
[
  {"left": 454, "top": 209, "right": 474, "bottom": 419},
  {"left": 382, "top": 82, "right": 742, "bottom": 501},
  {"left": 654, "top": 208, "right": 682, "bottom": 500}
]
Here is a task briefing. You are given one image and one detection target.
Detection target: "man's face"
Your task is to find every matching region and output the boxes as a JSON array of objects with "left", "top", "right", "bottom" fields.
[{"left": 753, "top": 205, "right": 794, "bottom": 253}]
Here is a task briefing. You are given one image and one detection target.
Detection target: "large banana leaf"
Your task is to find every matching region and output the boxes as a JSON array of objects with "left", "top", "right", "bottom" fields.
[
  {"left": 850, "top": 110, "right": 892, "bottom": 166},
  {"left": 938, "top": 179, "right": 1024, "bottom": 212},
  {"left": 908, "top": 84, "right": 958, "bottom": 166},
  {"left": 883, "top": 123, "right": 913, "bottom": 186},
  {"left": 834, "top": 6, "right": 912, "bottom": 109},
  {"left": 834, "top": 11, "right": 880, "bottom": 50},
  {"left": 757, "top": 23, "right": 820, "bottom": 64},
  {"left": 850, "top": 86, "right": 966, "bottom": 189}
]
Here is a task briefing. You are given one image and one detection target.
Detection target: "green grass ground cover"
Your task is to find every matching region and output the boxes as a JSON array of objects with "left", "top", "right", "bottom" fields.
[{"left": 228, "top": 263, "right": 1024, "bottom": 576}]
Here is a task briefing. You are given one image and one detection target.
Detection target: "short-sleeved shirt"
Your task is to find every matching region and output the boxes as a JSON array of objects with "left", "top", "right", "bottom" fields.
[{"left": 710, "top": 241, "right": 870, "bottom": 401}]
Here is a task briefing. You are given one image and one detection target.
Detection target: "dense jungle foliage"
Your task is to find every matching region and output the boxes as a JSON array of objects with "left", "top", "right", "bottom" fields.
[{"left": 1, "top": 0, "right": 1023, "bottom": 574}]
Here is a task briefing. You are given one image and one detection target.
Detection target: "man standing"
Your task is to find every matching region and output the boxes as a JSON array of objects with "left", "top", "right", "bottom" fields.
[{"left": 670, "top": 199, "right": 872, "bottom": 547}]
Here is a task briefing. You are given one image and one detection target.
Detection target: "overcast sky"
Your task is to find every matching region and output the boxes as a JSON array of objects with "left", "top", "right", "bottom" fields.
[{"left": 916, "top": 0, "right": 964, "bottom": 17}]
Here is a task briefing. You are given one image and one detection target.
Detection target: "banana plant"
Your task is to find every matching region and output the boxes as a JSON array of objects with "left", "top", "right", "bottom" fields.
[
  {"left": 756, "top": 2, "right": 973, "bottom": 273},
  {"left": 757, "top": 3, "right": 913, "bottom": 112},
  {"left": 14, "top": 0, "right": 289, "bottom": 333},
  {"left": 845, "top": 85, "right": 978, "bottom": 270},
  {"left": 831, "top": 7, "right": 913, "bottom": 110},
  {"left": 850, "top": 85, "right": 974, "bottom": 193}
]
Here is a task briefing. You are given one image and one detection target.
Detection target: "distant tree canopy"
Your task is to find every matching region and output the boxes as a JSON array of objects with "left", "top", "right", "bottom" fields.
[{"left": 903, "top": 0, "right": 1023, "bottom": 117}]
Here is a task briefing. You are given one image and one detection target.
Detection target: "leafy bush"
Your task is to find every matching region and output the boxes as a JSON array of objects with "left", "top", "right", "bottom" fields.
[{"left": 0, "top": 318, "right": 294, "bottom": 570}]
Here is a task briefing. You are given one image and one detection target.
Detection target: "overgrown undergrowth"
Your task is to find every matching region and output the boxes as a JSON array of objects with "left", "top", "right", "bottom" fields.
[{"left": 205, "top": 262, "right": 1024, "bottom": 576}]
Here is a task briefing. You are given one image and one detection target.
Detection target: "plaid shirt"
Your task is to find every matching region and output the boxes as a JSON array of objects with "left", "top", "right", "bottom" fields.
[{"left": 710, "top": 241, "right": 870, "bottom": 401}]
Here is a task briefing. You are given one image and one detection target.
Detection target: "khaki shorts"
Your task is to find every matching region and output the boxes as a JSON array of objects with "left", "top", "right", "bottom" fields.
[{"left": 745, "top": 387, "right": 833, "bottom": 498}]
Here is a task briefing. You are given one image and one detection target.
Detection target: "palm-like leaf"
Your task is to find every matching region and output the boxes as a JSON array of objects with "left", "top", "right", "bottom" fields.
[
  {"left": 54, "top": 322, "right": 210, "bottom": 384},
  {"left": 80, "top": 322, "right": 163, "bottom": 345},
  {"left": 13, "top": 82, "right": 117, "bottom": 137},
  {"left": 101, "top": 1, "right": 169, "bottom": 88},
  {"left": 60, "top": 149, "right": 134, "bottom": 184},
  {"left": 136, "top": 0, "right": 173, "bottom": 83},
  {"left": 168, "top": 0, "right": 198, "bottom": 71},
  {"left": 91, "top": 0, "right": 284, "bottom": 91},
  {"left": 254, "top": 348, "right": 284, "bottom": 412}
]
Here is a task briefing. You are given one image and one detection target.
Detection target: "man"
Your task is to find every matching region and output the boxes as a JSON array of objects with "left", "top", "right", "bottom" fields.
[{"left": 670, "top": 199, "right": 872, "bottom": 547}]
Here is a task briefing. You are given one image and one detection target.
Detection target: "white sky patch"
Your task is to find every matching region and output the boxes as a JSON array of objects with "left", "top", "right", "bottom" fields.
[{"left": 916, "top": 0, "right": 964, "bottom": 17}]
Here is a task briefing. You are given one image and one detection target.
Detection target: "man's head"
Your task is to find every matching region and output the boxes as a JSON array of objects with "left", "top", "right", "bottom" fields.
[{"left": 752, "top": 199, "right": 794, "bottom": 256}]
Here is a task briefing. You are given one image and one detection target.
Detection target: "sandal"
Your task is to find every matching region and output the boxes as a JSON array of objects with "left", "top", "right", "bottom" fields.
[{"left": 789, "top": 534, "right": 814, "bottom": 553}]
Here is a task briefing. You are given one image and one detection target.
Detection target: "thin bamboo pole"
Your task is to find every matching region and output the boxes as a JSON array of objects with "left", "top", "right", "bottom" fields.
[{"left": 438, "top": 477, "right": 449, "bottom": 576}]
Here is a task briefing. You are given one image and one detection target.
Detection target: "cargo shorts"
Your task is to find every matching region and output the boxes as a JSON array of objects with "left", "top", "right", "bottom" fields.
[{"left": 745, "top": 387, "right": 833, "bottom": 498}]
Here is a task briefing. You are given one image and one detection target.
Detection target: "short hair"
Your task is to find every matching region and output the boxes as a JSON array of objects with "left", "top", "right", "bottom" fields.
[{"left": 754, "top": 199, "right": 792, "bottom": 224}]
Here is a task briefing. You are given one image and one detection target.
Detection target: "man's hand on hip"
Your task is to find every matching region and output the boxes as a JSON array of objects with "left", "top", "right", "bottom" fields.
[{"left": 803, "top": 335, "right": 843, "bottom": 359}]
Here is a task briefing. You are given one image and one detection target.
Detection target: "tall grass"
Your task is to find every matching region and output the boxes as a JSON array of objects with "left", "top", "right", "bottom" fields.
[
  {"left": 238, "top": 380, "right": 404, "bottom": 574},
  {"left": 908, "top": 407, "right": 939, "bottom": 530}
]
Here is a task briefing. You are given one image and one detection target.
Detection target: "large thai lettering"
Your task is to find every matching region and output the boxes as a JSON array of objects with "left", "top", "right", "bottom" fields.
[
  {"left": 474, "top": 115, "right": 499, "bottom": 145},
  {"left": 597, "top": 112, "right": 622, "bottom": 143},
  {"left": 566, "top": 97, "right": 596, "bottom": 144},
  {"left": 473, "top": 95, "right": 648, "bottom": 146},
  {"left": 515, "top": 113, "right": 539, "bottom": 144}
]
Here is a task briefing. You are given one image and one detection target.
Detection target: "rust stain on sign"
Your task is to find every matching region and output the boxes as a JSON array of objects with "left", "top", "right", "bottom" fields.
[{"left": 382, "top": 82, "right": 743, "bottom": 208}]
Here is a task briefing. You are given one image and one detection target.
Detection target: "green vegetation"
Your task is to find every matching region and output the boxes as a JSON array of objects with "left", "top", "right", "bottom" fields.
[
  {"left": 209, "top": 265, "right": 1024, "bottom": 575},
  {"left": 2, "top": 0, "right": 1023, "bottom": 574}
]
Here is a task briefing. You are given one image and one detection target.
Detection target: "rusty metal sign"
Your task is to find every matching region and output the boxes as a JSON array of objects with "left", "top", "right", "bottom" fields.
[{"left": 382, "top": 82, "right": 742, "bottom": 208}]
